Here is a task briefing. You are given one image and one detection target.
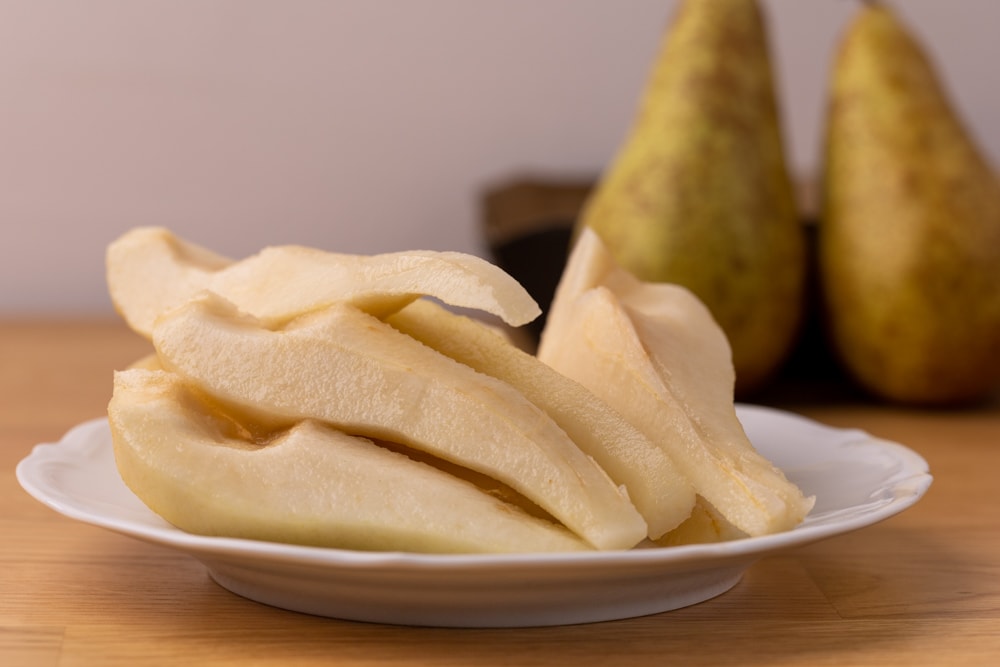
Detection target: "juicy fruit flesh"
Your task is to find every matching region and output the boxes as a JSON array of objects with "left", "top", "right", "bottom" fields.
[
  {"left": 109, "top": 369, "right": 591, "bottom": 554},
  {"left": 539, "top": 228, "right": 813, "bottom": 537},
  {"left": 151, "top": 293, "right": 648, "bottom": 551},
  {"left": 106, "top": 226, "right": 541, "bottom": 338},
  {"left": 211, "top": 245, "right": 542, "bottom": 328},
  {"left": 104, "top": 224, "right": 811, "bottom": 554},
  {"left": 386, "top": 298, "right": 697, "bottom": 539},
  {"left": 106, "top": 227, "right": 232, "bottom": 338},
  {"left": 543, "top": 286, "right": 811, "bottom": 536}
]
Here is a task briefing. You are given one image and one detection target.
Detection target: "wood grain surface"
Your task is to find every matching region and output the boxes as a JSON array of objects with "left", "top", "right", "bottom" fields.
[{"left": 2, "top": 320, "right": 998, "bottom": 666}]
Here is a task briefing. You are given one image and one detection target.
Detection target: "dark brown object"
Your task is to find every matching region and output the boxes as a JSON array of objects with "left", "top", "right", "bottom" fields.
[{"left": 481, "top": 179, "right": 593, "bottom": 344}]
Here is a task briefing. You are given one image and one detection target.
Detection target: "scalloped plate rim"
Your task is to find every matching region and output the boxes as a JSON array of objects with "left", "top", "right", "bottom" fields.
[{"left": 16, "top": 404, "right": 933, "bottom": 626}]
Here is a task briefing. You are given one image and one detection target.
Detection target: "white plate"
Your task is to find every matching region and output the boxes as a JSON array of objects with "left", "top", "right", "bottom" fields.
[{"left": 17, "top": 404, "right": 931, "bottom": 628}]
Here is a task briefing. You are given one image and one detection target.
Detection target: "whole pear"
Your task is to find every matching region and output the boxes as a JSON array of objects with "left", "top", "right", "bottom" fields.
[
  {"left": 820, "top": 2, "right": 1000, "bottom": 405},
  {"left": 577, "top": 0, "right": 805, "bottom": 397}
]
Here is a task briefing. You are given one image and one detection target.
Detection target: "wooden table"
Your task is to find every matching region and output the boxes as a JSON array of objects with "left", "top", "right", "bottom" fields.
[{"left": 2, "top": 320, "right": 998, "bottom": 666}]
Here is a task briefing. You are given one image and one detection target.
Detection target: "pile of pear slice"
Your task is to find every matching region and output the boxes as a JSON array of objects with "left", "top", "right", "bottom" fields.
[{"left": 105, "top": 226, "right": 813, "bottom": 554}]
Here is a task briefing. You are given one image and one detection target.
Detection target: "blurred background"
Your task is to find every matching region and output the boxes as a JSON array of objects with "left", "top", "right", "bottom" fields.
[{"left": 2, "top": 0, "right": 998, "bottom": 316}]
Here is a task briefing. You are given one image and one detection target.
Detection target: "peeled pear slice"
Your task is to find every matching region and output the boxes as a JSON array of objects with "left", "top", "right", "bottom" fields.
[
  {"left": 106, "top": 226, "right": 541, "bottom": 338},
  {"left": 108, "top": 369, "right": 590, "bottom": 554},
  {"left": 152, "top": 293, "right": 647, "bottom": 551},
  {"left": 106, "top": 227, "right": 232, "bottom": 338},
  {"left": 385, "top": 298, "right": 695, "bottom": 539},
  {"left": 210, "top": 245, "right": 541, "bottom": 328},
  {"left": 537, "top": 226, "right": 618, "bottom": 361},
  {"left": 541, "top": 284, "right": 812, "bottom": 536},
  {"left": 539, "top": 228, "right": 812, "bottom": 536},
  {"left": 656, "top": 497, "right": 746, "bottom": 547}
]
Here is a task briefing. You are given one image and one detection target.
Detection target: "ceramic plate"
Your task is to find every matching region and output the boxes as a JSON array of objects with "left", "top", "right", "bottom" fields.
[{"left": 17, "top": 404, "right": 931, "bottom": 627}]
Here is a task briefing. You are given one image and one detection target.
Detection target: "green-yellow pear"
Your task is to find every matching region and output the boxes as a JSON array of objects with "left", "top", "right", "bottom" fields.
[
  {"left": 820, "top": 2, "right": 1000, "bottom": 405},
  {"left": 577, "top": 0, "right": 805, "bottom": 397}
]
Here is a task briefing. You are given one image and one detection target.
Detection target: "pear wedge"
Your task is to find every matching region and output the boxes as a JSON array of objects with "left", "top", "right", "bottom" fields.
[
  {"left": 656, "top": 497, "right": 746, "bottom": 547},
  {"left": 540, "top": 229, "right": 811, "bottom": 535},
  {"left": 151, "top": 293, "right": 647, "bottom": 550},
  {"left": 537, "top": 226, "right": 618, "bottom": 359},
  {"left": 109, "top": 369, "right": 590, "bottom": 554},
  {"left": 107, "top": 227, "right": 541, "bottom": 338},
  {"left": 211, "top": 244, "right": 541, "bottom": 328},
  {"left": 106, "top": 227, "right": 233, "bottom": 338},
  {"left": 385, "top": 298, "right": 696, "bottom": 539},
  {"left": 540, "top": 284, "right": 812, "bottom": 536}
]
